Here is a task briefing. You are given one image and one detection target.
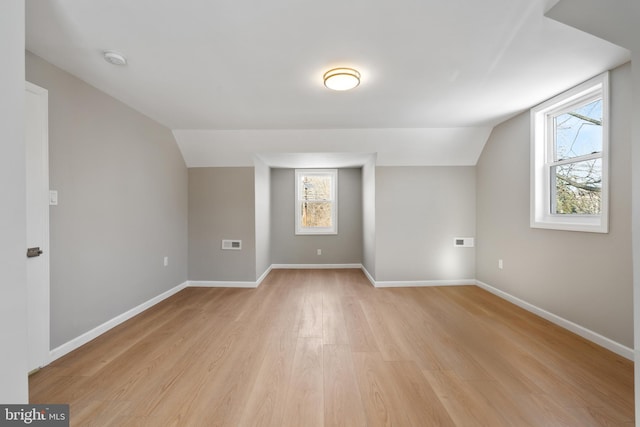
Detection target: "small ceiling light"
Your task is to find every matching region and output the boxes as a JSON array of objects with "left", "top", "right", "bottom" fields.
[
  {"left": 323, "top": 67, "right": 360, "bottom": 91},
  {"left": 103, "top": 50, "right": 127, "bottom": 66}
]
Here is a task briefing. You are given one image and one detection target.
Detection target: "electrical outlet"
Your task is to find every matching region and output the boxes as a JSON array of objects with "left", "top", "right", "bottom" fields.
[
  {"left": 498, "top": 259, "right": 503, "bottom": 270},
  {"left": 164, "top": 256, "right": 169, "bottom": 267},
  {"left": 49, "top": 190, "right": 58, "bottom": 206},
  {"left": 317, "top": 249, "right": 322, "bottom": 255}
]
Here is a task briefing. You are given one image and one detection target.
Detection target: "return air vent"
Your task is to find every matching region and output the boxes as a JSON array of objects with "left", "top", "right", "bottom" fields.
[
  {"left": 221, "top": 240, "right": 242, "bottom": 250},
  {"left": 453, "top": 237, "right": 474, "bottom": 248}
]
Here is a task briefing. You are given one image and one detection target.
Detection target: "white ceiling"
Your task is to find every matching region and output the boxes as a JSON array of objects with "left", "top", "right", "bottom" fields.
[{"left": 25, "top": 0, "right": 630, "bottom": 167}]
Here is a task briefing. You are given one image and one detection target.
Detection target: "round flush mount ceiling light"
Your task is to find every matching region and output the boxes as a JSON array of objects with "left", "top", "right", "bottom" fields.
[
  {"left": 323, "top": 67, "right": 360, "bottom": 91},
  {"left": 103, "top": 50, "right": 127, "bottom": 66}
]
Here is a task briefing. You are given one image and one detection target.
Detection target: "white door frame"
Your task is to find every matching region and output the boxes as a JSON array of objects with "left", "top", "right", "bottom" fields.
[{"left": 25, "top": 81, "right": 50, "bottom": 371}]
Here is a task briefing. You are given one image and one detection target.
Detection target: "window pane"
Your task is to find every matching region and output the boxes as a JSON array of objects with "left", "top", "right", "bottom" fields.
[
  {"left": 301, "top": 175, "right": 331, "bottom": 201},
  {"left": 301, "top": 202, "right": 332, "bottom": 227},
  {"left": 552, "top": 158, "right": 602, "bottom": 215},
  {"left": 554, "top": 99, "right": 602, "bottom": 161},
  {"left": 295, "top": 169, "right": 337, "bottom": 235}
]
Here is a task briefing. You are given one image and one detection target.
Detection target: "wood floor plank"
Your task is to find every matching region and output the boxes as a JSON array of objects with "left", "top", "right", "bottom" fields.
[
  {"left": 30, "top": 374, "right": 100, "bottom": 406},
  {"left": 281, "top": 338, "right": 324, "bottom": 427},
  {"left": 323, "top": 345, "right": 367, "bottom": 427},
  {"left": 466, "top": 380, "right": 539, "bottom": 427},
  {"left": 393, "top": 288, "right": 494, "bottom": 380},
  {"left": 509, "top": 393, "right": 587, "bottom": 427},
  {"left": 371, "top": 290, "right": 448, "bottom": 372},
  {"left": 341, "top": 296, "right": 379, "bottom": 352},
  {"left": 341, "top": 269, "right": 373, "bottom": 296},
  {"left": 388, "top": 361, "right": 456, "bottom": 426},
  {"left": 565, "top": 406, "right": 634, "bottom": 426},
  {"left": 359, "top": 296, "right": 419, "bottom": 362},
  {"left": 299, "top": 293, "right": 323, "bottom": 338},
  {"left": 352, "top": 352, "right": 409, "bottom": 427},
  {"left": 70, "top": 399, "right": 135, "bottom": 427},
  {"left": 421, "top": 369, "right": 507, "bottom": 427},
  {"left": 29, "top": 269, "right": 634, "bottom": 426},
  {"left": 146, "top": 285, "right": 287, "bottom": 425},
  {"left": 322, "top": 292, "right": 350, "bottom": 345},
  {"left": 353, "top": 352, "right": 455, "bottom": 427},
  {"left": 166, "top": 326, "right": 271, "bottom": 427},
  {"left": 129, "top": 318, "right": 249, "bottom": 420},
  {"left": 238, "top": 335, "right": 298, "bottom": 427}
]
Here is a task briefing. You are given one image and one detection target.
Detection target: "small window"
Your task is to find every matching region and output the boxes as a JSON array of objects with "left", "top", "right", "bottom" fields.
[
  {"left": 530, "top": 72, "right": 609, "bottom": 233},
  {"left": 295, "top": 169, "right": 337, "bottom": 235}
]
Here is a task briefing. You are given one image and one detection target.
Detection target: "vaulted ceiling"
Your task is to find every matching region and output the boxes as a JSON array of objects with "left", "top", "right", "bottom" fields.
[{"left": 26, "top": 0, "right": 630, "bottom": 166}]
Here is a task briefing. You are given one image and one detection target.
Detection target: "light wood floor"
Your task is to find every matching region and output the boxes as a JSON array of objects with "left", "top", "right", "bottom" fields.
[{"left": 30, "top": 269, "right": 634, "bottom": 426}]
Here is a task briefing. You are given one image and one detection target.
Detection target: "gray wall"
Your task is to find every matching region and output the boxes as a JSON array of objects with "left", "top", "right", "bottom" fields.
[
  {"left": 476, "top": 62, "right": 633, "bottom": 348},
  {"left": 254, "top": 158, "right": 271, "bottom": 278},
  {"left": 26, "top": 52, "right": 189, "bottom": 349},
  {"left": 374, "top": 166, "right": 476, "bottom": 282},
  {"left": 271, "top": 168, "right": 363, "bottom": 264},
  {"left": 188, "top": 167, "right": 257, "bottom": 281},
  {"left": 0, "top": 2, "right": 28, "bottom": 403}
]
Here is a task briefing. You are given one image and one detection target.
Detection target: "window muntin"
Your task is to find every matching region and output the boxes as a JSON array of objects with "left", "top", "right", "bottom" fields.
[
  {"left": 295, "top": 169, "right": 337, "bottom": 235},
  {"left": 530, "top": 72, "right": 609, "bottom": 233}
]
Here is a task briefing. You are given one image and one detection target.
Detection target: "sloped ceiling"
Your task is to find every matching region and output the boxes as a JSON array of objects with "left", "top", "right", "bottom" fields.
[{"left": 25, "top": 0, "right": 630, "bottom": 167}]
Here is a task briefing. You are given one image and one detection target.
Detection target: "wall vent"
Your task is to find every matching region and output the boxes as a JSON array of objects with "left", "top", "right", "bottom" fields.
[
  {"left": 453, "top": 237, "right": 474, "bottom": 248},
  {"left": 221, "top": 240, "right": 242, "bottom": 250}
]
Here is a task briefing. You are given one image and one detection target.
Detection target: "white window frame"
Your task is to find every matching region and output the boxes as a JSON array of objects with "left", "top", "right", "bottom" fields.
[
  {"left": 530, "top": 72, "right": 609, "bottom": 233},
  {"left": 295, "top": 169, "right": 338, "bottom": 235}
]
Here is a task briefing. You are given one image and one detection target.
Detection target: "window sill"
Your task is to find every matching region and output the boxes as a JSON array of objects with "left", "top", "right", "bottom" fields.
[
  {"left": 530, "top": 216, "right": 608, "bottom": 233},
  {"left": 295, "top": 230, "right": 338, "bottom": 236}
]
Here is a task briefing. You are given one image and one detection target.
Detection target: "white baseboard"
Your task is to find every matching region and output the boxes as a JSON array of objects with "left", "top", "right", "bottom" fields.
[
  {"left": 190, "top": 265, "right": 274, "bottom": 289},
  {"left": 360, "top": 266, "right": 474, "bottom": 288},
  {"left": 189, "top": 280, "right": 258, "bottom": 288},
  {"left": 475, "top": 280, "right": 633, "bottom": 360},
  {"left": 271, "top": 263, "right": 363, "bottom": 269},
  {"left": 374, "top": 279, "right": 476, "bottom": 288},
  {"left": 256, "top": 265, "right": 273, "bottom": 286},
  {"left": 361, "top": 266, "right": 376, "bottom": 287},
  {"left": 49, "top": 281, "right": 189, "bottom": 362}
]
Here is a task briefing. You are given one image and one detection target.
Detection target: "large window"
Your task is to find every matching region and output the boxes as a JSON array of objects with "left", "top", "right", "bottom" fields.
[
  {"left": 295, "top": 169, "right": 337, "bottom": 235},
  {"left": 530, "top": 72, "right": 609, "bottom": 233}
]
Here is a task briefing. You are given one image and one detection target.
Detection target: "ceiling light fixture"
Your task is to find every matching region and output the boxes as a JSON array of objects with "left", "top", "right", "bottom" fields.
[
  {"left": 103, "top": 50, "right": 127, "bottom": 66},
  {"left": 323, "top": 67, "right": 360, "bottom": 91}
]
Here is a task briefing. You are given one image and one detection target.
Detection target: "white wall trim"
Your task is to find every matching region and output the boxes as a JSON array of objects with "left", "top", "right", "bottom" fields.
[
  {"left": 359, "top": 265, "right": 473, "bottom": 288},
  {"left": 190, "top": 265, "right": 274, "bottom": 289},
  {"left": 256, "top": 265, "right": 273, "bottom": 286},
  {"left": 374, "top": 279, "right": 476, "bottom": 288},
  {"left": 476, "top": 280, "right": 633, "bottom": 360},
  {"left": 49, "top": 281, "right": 189, "bottom": 362},
  {"left": 361, "top": 266, "right": 376, "bottom": 287},
  {"left": 189, "top": 280, "right": 259, "bottom": 288},
  {"left": 271, "top": 263, "right": 363, "bottom": 269}
]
